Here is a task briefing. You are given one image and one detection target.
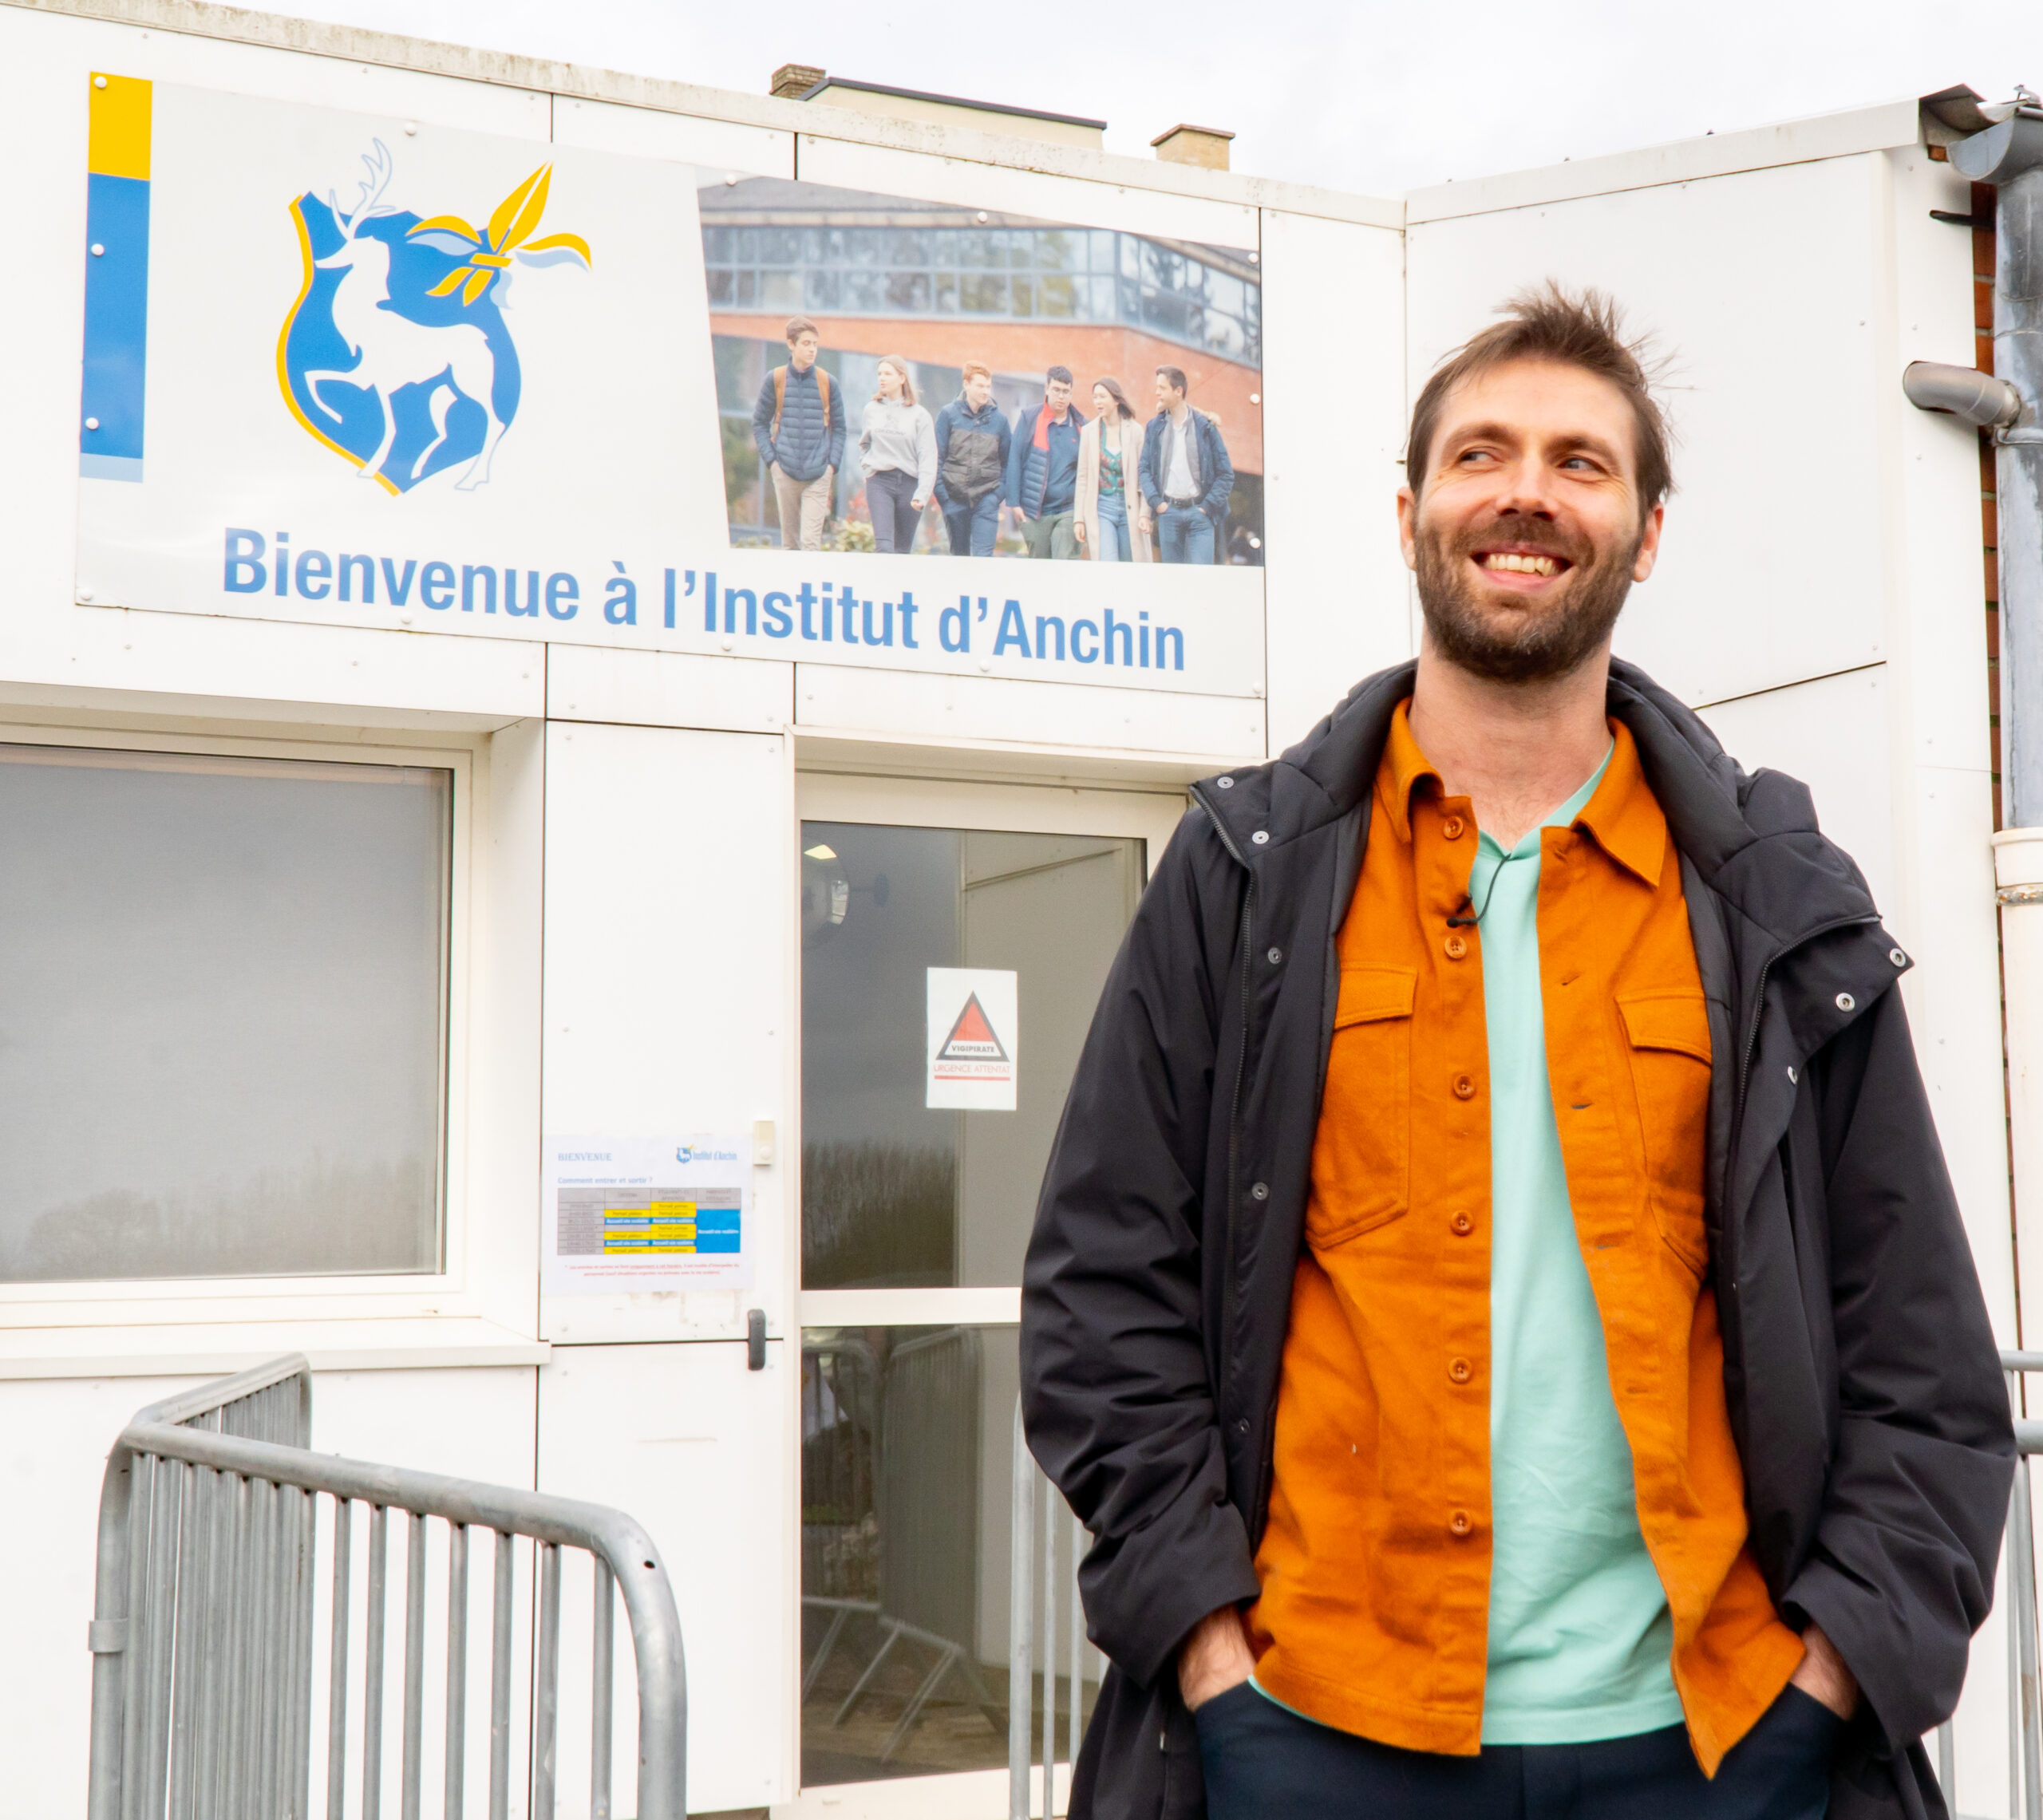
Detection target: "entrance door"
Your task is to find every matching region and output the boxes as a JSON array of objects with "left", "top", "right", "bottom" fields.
[{"left": 791, "top": 774, "right": 1181, "bottom": 1818}]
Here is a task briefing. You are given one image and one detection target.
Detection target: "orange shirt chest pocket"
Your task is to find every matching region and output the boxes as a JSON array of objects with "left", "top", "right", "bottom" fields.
[
  {"left": 1615, "top": 990, "right": 1713, "bottom": 1276},
  {"left": 1308, "top": 965, "right": 1417, "bottom": 1250}
]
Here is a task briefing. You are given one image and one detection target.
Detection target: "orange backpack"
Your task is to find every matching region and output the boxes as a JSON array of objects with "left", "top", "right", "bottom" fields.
[{"left": 772, "top": 364, "right": 833, "bottom": 441}]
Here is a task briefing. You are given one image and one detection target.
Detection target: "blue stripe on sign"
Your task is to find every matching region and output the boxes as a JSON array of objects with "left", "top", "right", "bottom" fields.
[{"left": 81, "top": 171, "right": 148, "bottom": 473}]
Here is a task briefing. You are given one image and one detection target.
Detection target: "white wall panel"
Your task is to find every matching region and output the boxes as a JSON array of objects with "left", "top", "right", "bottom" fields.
[
  {"left": 548, "top": 645, "right": 792, "bottom": 732},
  {"left": 796, "top": 134, "right": 1258, "bottom": 249},
  {"left": 1407, "top": 155, "right": 1887, "bottom": 708},
  {"left": 538, "top": 1340, "right": 792, "bottom": 1815},
  {"left": 1695, "top": 667, "right": 1896, "bottom": 921},
  {"left": 796, "top": 663, "right": 1262, "bottom": 762},
  {"left": 1259, "top": 207, "right": 1411, "bottom": 751},
  {"left": 464, "top": 718, "right": 546, "bottom": 1332},
  {"left": 540, "top": 722, "right": 792, "bottom": 1344}
]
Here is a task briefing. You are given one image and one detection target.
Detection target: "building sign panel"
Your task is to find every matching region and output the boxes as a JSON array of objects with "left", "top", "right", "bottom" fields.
[{"left": 72, "top": 77, "right": 1264, "bottom": 700}]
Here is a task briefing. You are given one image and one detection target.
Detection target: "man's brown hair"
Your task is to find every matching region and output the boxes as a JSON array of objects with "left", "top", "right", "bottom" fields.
[
  {"left": 1405, "top": 284, "right": 1672, "bottom": 508},
  {"left": 784, "top": 315, "right": 820, "bottom": 345}
]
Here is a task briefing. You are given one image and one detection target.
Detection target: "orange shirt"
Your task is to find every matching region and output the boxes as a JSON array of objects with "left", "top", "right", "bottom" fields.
[{"left": 1247, "top": 705, "right": 1804, "bottom": 1773}]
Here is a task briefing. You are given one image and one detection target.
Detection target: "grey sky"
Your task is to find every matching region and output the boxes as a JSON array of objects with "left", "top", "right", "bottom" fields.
[{"left": 267, "top": 0, "right": 2033, "bottom": 197}]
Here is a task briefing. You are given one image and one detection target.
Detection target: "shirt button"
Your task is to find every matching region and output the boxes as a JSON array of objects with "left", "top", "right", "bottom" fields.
[
  {"left": 1452, "top": 1073, "right": 1476, "bottom": 1100},
  {"left": 1448, "top": 1509, "right": 1473, "bottom": 1538},
  {"left": 1451, "top": 1210, "right": 1474, "bottom": 1236},
  {"left": 1444, "top": 933, "right": 1468, "bottom": 961},
  {"left": 1448, "top": 1356, "right": 1472, "bottom": 1384},
  {"left": 1443, "top": 815, "right": 1466, "bottom": 839}
]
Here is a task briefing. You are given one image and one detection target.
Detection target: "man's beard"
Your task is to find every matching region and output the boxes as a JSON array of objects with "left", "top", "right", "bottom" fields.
[{"left": 1413, "top": 516, "right": 1641, "bottom": 684}]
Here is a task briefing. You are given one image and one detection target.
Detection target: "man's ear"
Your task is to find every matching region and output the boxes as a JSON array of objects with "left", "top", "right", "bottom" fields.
[
  {"left": 1632, "top": 501, "right": 1666, "bottom": 582},
  {"left": 1397, "top": 484, "right": 1419, "bottom": 573}
]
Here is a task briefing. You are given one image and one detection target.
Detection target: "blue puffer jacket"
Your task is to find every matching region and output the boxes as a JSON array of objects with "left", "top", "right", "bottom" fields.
[
  {"left": 1138, "top": 408, "right": 1235, "bottom": 522},
  {"left": 750, "top": 361, "right": 846, "bottom": 484},
  {"left": 1005, "top": 405, "right": 1087, "bottom": 519}
]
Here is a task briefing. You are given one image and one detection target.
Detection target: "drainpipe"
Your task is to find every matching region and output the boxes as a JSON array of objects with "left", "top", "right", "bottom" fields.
[{"left": 1911, "top": 95, "right": 2043, "bottom": 1354}]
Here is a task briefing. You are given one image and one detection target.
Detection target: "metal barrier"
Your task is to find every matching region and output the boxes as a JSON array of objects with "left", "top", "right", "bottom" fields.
[
  {"left": 1008, "top": 1399, "right": 1092, "bottom": 1820},
  {"left": 1938, "top": 1351, "right": 2043, "bottom": 1820},
  {"left": 87, "top": 1354, "right": 688, "bottom": 1820}
]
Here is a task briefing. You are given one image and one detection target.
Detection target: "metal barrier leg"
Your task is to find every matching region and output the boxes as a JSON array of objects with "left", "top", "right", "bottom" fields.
[
  {"left": 447, "top": 1522, "right": 469, "bottom": 1820},
  {"left": 591, "top": 1556, "right": 614, "bottom": 1820},
  {"left": 1041, "top": 1472, "right": 1057, "bottom": 1817},
  {"left": 1068, "top": 1502, "right": 1084, "bottom": 1794},
  {"left": 1010, "top": 1400, "right": 1033, "bottom": 1820},
  {"left": 328, "top": 1497, "right": 352, "bottom": 1820},
  {"left": 403, "top": 1511, "right": 427, "bottom": 1820},
  {"left": 532, "top": 1542, "right": 560, "bottom": 1820},
  {"left": 488, "top": 1530, "right": 513, "bottom": 1820},
  {"left": 2014, "top": 1458, "right": 2042, "bottom": 1820},
  {"left": 364, "top": 1505, "right": 388, "bottom": 1820}
]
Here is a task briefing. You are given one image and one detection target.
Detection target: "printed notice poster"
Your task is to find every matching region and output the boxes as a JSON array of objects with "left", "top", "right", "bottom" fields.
[
  {"left": 927, "top": 968, "right": 1018, "bottom": 1111},
  {"left": 543, "top": 1135, "right": 752, "bottom": 1295}
]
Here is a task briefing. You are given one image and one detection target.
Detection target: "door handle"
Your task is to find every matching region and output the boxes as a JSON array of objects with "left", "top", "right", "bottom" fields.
[{"left": 747, "top": 1307, "right": 767, "bottom": 1370}]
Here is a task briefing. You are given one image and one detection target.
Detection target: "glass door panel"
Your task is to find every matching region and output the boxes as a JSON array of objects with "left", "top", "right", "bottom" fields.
[
  {"left": 796, "top": 809, "right": 1148, "bottom": 1799},
  {"left": 800, "top": 823, "right": 1144, "bottom": 1291}
]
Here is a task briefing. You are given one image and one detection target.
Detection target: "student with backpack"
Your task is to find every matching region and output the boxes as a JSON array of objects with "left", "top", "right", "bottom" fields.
[
  {"left": 933, "top": 363, "right": 1014, "bottom": 557},
  {"left": 750, "top": 317, "right": 846, "bottom": 552}
]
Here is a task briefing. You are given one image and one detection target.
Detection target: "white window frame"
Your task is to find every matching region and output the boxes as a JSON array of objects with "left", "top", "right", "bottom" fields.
[
  {"left": 0, "top": 716, "right": 484, "bottom": 1332},
  {"left": 790, "top": 767, "right": 1184, "bottom": 1816}
]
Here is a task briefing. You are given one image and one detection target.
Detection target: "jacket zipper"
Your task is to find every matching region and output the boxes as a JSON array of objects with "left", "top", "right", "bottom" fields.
[{"left": 1190, "top": 788, "right": 1255, "bottom": 1415}]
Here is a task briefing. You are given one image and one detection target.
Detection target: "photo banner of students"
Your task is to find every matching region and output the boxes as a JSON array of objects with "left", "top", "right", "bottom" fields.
[{"left": 700, "top": 172, "right": 1266, "bottom": 570}]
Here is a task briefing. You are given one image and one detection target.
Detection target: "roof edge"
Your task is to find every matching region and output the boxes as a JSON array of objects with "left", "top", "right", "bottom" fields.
[{"left": 1406, "top": 93, "right": 1925, "bottom": 224}]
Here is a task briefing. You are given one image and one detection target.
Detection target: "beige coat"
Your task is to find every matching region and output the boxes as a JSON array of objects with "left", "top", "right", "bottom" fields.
[{"left": 1073, "top": 415, "right": 1152, "bottom": 562}]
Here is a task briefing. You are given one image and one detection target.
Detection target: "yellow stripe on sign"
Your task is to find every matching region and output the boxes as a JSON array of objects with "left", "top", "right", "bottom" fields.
[
  {"left": 88, "top": 75, "right": 152, "bottom": 180},
  {"left": 648, "top": 1201, "right": 697, "bottom": 1218}
]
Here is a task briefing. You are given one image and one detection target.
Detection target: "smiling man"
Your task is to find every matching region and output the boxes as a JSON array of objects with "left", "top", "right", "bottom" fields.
[{"left": 1022, "top": 287, "right": 2013, "bottom": 1820}]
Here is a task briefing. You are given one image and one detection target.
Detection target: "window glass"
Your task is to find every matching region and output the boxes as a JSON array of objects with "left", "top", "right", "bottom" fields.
[
  {"left": 800, "top": 823, "right": 1144, "bottom": 1290},
  {"left": 0, "top": 745, "right": 450, "bottom": 1282},
  {"left": 801, "top": 1325, "right": 1096, "bottom": 1786}
]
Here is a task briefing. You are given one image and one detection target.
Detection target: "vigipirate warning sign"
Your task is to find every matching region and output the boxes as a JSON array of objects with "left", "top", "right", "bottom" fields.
[{"left": 927, "top": 967, "right": 1019, "bottom": 1110}]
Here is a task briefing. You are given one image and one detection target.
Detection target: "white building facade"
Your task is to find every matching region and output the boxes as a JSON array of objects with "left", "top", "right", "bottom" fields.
[{"left": 0, "top": 2, "right": 2015, "bottom": 1813}]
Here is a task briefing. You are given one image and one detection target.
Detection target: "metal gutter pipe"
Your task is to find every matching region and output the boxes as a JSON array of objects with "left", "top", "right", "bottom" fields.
[{"left": 1948, "top": 105, "right": 2043, "bottom": 820}]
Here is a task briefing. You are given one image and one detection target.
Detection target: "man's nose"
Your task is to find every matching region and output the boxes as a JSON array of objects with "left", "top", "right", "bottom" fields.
[{"left": 1491, "top": 457, "right": 1563, "bottom": 517}]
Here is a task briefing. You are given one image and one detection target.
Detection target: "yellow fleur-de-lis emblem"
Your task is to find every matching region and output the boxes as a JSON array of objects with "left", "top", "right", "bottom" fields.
[{"left": 407, "top": 164, "right": 592, "bottom": 306}]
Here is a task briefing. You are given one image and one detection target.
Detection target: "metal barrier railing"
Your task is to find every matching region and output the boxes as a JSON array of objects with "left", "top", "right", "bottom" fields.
[
  {"left": 86, "top": 1355, "right": 688, "bottom": 1820},
  {"left": 1008, "top": 1399, "right": 1093, "bottom": 1820},
  {"left": 1938, "top": 1351, "right": 2043, "bottom": 1820}
]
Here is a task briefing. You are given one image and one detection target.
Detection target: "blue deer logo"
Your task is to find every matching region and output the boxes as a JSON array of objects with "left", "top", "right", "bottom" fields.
[{"left": 279, "top": 141, "right": 591, "bottom": 494}]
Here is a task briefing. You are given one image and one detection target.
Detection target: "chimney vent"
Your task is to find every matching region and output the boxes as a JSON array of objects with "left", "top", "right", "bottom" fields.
[
  {"left": 771, "top": 62, "right": 825, "bottom": 100},
  {"left": 1151, "top": 124, "right": 1235, "bottom": 170}
]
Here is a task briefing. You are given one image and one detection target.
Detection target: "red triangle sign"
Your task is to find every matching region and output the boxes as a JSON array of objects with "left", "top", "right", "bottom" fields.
[{"left": 939, "top": 992, "right": 1010, "bottom": 1061}]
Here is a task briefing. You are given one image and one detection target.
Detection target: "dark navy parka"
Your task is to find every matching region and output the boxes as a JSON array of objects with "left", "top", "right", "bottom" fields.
[{"left": 1021, "top": 659, "right": 2013, "bottom": 1820}]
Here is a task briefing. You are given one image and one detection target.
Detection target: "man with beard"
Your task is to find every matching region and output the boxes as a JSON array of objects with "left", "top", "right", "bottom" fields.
[{"left": 1020, "top": 286, "right": 2012, "bottom": 1820}]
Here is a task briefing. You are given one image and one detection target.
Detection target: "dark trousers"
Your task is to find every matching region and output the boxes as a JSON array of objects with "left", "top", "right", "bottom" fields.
[
  {"left": 867, "top": 468, "right": 923, "bottom": 553},
  {"left": 1195, "top": 1683, "right": 1841, "bottom": 1820},
  {"left": 943, "top": 490, "right": 1001, "bottom": 556}
]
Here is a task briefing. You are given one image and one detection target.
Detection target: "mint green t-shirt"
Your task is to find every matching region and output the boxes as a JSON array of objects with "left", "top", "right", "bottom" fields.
[{"left": 1473, "top": 747, "right": 1684, "bottom": 1743}]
